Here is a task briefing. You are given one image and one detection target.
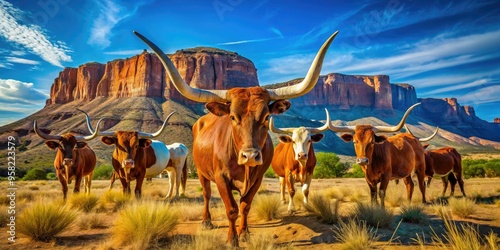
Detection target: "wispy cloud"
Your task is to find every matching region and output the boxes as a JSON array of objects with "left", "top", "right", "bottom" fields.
[
  {"left": 104, "top": 49, "right": 145, "bottom": 55},
  {"left": 0, "top": 79, "right": 49, "bottom": 105},
  {"left": 6, "top": 56, "right": 40, "bottom": 65},
  {"left": 424, "top": 79, "right": 491, "bottom": 96},
  {"left": 217, "top": 37, "right": 281, "bottom": 45},
  {"left": 88, "top": 0, "right": 146, "bottom": 48},
  {"left": 0, "top": 0, "right": 72, "bottom": 67},
  {"left": 10, "top": 50, "right": 26, "bottom": 56},
  {"left": 459, "top": 85, "right": 500, "bottom": 105}
]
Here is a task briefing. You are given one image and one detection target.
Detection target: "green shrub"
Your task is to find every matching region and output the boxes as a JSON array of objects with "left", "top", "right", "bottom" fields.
[
  {"left": 92, "top": 164, "right": 114, "bottom": 180},
  {"left": 22, "top": 168, "right": 47, "bottom": 181},
  {"left": 314, "top": 152, "right": 349, "bottom": 178},
  {"left": 17, "top": 202, "right": 76, "bottom": 241},
  {"left": 264, "top": 167, "right": 276, "bottom": 178},
  {"left": 343, "top": 164, "right": 365, "bottom": 178},
  {"left": 46, "top": 172, "right": 57, "bottom": 180}
]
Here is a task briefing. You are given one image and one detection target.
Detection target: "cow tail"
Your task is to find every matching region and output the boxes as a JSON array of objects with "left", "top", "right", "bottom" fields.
[{"left": 181, "top": 160, "right": 187, "bottom": 192}]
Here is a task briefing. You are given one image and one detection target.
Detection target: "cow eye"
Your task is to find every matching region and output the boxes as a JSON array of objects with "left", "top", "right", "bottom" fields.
[{"left": 230, "top": 115, "right": 235, "bottom": 121}]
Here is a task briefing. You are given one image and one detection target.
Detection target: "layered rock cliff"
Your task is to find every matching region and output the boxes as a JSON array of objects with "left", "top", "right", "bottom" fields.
[
  {"left": 47, "top": 48, "right": 258, "bottom": 105},
  {"left": 417, "top": 98, "right": 482, "bottom": 127}
]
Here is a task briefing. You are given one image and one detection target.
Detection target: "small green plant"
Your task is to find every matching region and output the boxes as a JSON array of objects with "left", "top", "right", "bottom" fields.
[
  {"left": 252, "top": 194, "right": 282, "bottom": 221},
  {"left": 343, "top": 164, "right": 365, "bottom": 178},
  {"left": 304, "top": 193, "right": 339, "bottom": 224},
  {"left": 333, "top": 219, "right": 379, "bottom": 250},
  {"left": 112, "top": 201, "right": 179, "bottom": 249},
  {"left": 449, "top": 197, "right": 476, "bottom": 218},
  {"left": 22, "top": 168, "right": 47, "bottom": 181},
  {"left": 400, "top": 204, "right": 428, "bottom": 224},
  {"left": 46, "top": 172, "right": 57, "bottom": 180},
  {"left": 68, "top": 193, "right": 99, "bottom": 213},
  {"left": 351, "top": 202, "right": 394, "bottom": 228},
  {"left": 17, "top": 201, "right": 76, "bottom": 241},
  {"left": 92, "top": 164, "right": 114, "bottom": 180}
]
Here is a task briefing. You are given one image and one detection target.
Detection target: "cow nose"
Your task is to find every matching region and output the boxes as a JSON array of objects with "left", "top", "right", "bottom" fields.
[
  {"left": 297, "top": 153, "right": 308, "bottom": 160},
  {"left": 63, "top": 158, "right": 73, "bottom": 166},
  {"left": 238, "top": 148, "right": 263, "bottom": 166},
  {"left": 122, "top": 159, "right": 135, "bottom": 168},
  {"left": 356, "top": 157, "right": 369, "bottom": 166}
]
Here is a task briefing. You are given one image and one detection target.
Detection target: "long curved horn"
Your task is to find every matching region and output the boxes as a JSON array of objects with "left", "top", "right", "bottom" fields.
[
  {"left": 137, "top": 111, "right": 176, "bottom": 138},
  {"left": 306, "top": 108, "right": 331, "bottom": 134},
  {"left": 269, "top": 108, "right": 331, "bottom": 134},
  {"left": 74, "top": 118, "right": 106, "bottom": 141},
  {"left": 372, "top": 103, "right": 421, "bottom": 133},
  {"left": 34, "top": 120, "right": 62, "bottom": 140},
  {"left": 267, "top": 31, "right": 339, "bottom": 100},
  {"left": 328, "top": 109, "right": 356, "bottom": 133},
  {"left": 77, "top": 108, "right": 94, "bottom": 133},
  {"left": 269, "top": 116, "right": 293, "bottom": 134},
  {"left": 134, "top": 31, "right": 227, "bottom": 103},
  {"left": 405, "top": 124, "right": 439, "bottom": 142}
]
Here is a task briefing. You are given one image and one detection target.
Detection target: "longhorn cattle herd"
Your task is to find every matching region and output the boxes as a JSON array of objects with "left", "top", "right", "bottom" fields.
[{"left": 31, "top": 31, "right": 467, "bottom": 247}]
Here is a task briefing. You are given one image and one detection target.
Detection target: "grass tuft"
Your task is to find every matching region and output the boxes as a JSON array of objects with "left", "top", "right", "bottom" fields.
[
  {"left": 432, "top": 217, "right": 484, "bottom": 250},
  {"left": 77, "top": 213, "right": 108, "bottom": 229},
  {"left": 351, "top": 202, "right": 394, "bottom": 228},
  {"left": 304, "top": 193, "right": 339, "bottom": 224},
  {"left": 112, "top": 201, "right": 179, "bottom": 249},
  {"left": 17, "top": 201, "right": 76, "bottom": 241},
  {"left": 246, "top": 233, "right": 277, "bottom": 250},
  {"left": 68, "top": 193, "right": 99, "bottom": 213},
  {"left": 333, "top": 219, "right": 379, "bottom": 250},
  {"left": 100, "top": 190, "right": 130, "bottom": 211},
  {"left": 399, "top": 204, "right": 428, "bottom": 224},
  {"left": 449, "top": 197, "right": 476, "bottom": 218},
  {"left": 252, "top": 194, "right": 282, "bottom": 221}
]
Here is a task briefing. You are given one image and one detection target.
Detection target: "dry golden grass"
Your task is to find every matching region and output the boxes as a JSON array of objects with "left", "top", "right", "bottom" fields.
[
  {"left": 0, "top": 205, "right": 9, "bottom": 227},
  {"left": 68, "top": 193, "right": 99, "bottom": 213},
  {"left": 17, "top": 201, "right": 76, "bottom": 241},
  {"left": 112, "top": 201, "right": 179, "bottom": 249},
  {"left": 350, "top": 202, "right": 394, "bottom": 228},
  {"left": 172, "top": 201, "right": 202, "bottom": 221},
  {"left": 431, "top": 203, "right": 453, "bottom": 220},
  {"left": 252, "top": 194, "right": 282, "bottom": 221},
  {"left": 77, "top": 212, "right": 108, "bottom": 230},
  {"left": 385, "top": 187, "right": 406, "bottom": 207},
  {"left": 432, "top": 217, "right": 495, "bottom": 250},
  {"left": 246, "top": 233, "right": 280, "bottom": 250},
  {"left": 170, "top": 229, "right": 226, "bottom": 250},
  {"left": 100, "top": 190, "right": 131, "bottom": 211},
  {"left": 304, "top": 193, "right": 339, "bottom": 224},
  {"left": 333, "top": 219, "right": 379, "bottom": 250},
  {"left": 449, "top": 197, "right": 477, "bottom": 218}
]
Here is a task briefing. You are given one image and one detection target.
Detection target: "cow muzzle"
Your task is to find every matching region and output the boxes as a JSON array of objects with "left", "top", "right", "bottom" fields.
[
  {"left": 238, "top": 148, "right": 263, "bottom": 166},
  {"left": 296, "top": 152, "right": 308, "bottom": 161},
  {"left": 122, "top": 159, "right": 135, "bottom": 169},
  {"left": 63, "top": 158, "right": 73, "bottom": 166},
  {"left": 356, "top": 157, "right": 369, "bottom": 166}
]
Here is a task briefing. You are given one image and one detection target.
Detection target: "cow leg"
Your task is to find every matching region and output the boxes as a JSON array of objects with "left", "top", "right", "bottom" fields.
[
  {"left": 441, "top": 176, "right": 449, "bottom": 197},
  {"left": 279, "top": 177, "right": 286, "bottom": 204},
  {"left": 119, "top": 177, "right": 130, "bottom": 195},
  {"left": 109, "top": 172, "right": 116, "bottom": 190},
  {"left": 302, "top": 173, "right": 312, "bottom": 204},
  {"left": 135, "top": 174, "right": 145, "bottom": 199},
  {"left": 74, "top": 175, "right": 82, "bottom": 194},
  {"left": 85, "top": 173, "right": 92, "bottom": 194},
  {"left": 214, "top": 177, "right": 239, "bottom": 247},
  {"left": 426, "top": 177, "right": 432, "bottom": 188},
  {"left": 58, "top": 174, "right": 68, "bottom": 201},
  {"left": 286, "top": 171, "right": 296, "bottom": 214},
  {"left": 448, "top": 173, "right": 458, "bottom": 196},
  {"left": 454, "top": 172, "right": 466, "bottom": 197},
  {"left": 379, "top": 177, "right": 390, "bottom": 208},
  {"left": 199, "top": 175, "right": 213, "bottom": 230},
  {"left": 415, "top": 170, "right": 427, "bottom": 204},
  {"left": 238, "top": 176, "right": 264, "bottom": 243},
  {"left": 165, "top": 170, "right": 175, "bottom": 198},
  {"left": 175, "top": 167, "right": 183, "bottom": 198},
  {"left": 368, "top": 182, "right": 378, "bottom": 206},
  {"left": 402, "top": 175, "right": 414, "bottom": 204}
]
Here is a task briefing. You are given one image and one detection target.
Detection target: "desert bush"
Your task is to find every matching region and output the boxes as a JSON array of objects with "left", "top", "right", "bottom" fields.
[
  {"left": 314, "top": 152, "right": 349, "bottom": 178},
  {"left": 46, "top": 172, "right": 57, "bottom": 180},
  {"left": 69, "top": 193, "right": 99, "bottom": 213},
  {"left": 0, "top": 205, "right": 9, "bottom": 227},
  {"left": 399, "top": 204, "right": 428, "bottom": 224},
  {"left": 112, "top": 201, "right": 179, "bottom": 249},
  {"left": 351, "top": 202, "right": 394, "bottom": 228},
  {"left": 92, "top": 164, "right": 114, "bottom": 180},
  {"left": 431, "top": 204, "right": 452, "bottom": 220},
  {"left": 264, "top": 167, "right": 276, "bottom": 178},
  {"left": 304, "top": 193, "right": 339, "bottom": 224},
  {"left": 333, "top": 219, "right": 379, "bottom": 250},
  {"left": 252, "top": 194, "right": 282, "bottom": 221},
  {"left": 432, "top": 216, "right": 493, "bottom": 250},
  {"left": 449, "top": 197, "right": 476, "bottom": 218},
  {"left": 77, "top": 213, "right": 107, "bottom": 230},
  {"left": 247, "top": 233, "right": 278, "bottom": 250},
  {"left": 343, "top": 163, "right": 365, "bottom": 178},
  {"left": 101, "top": 190, "right": 130, "bottom": 211},
  {"left": 17, "top": 201, "right": 76, "bottom": 241},
  {"left": 22, "top": 168, "right": 47, "bottom": 181},
  {"left": 462, "top": 158, "right": 500, "bottom": 178}
]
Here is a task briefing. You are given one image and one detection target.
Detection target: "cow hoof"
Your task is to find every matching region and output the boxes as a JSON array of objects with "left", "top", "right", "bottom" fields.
[
  {"left": 239, "top": 231, "right": 250, "bottom": 242},
  {"left": 201, "top": 220, "right": 214, "bottom": 230},
  {"left": 179, "top": 193, "right": 186, "bottom": 198}
]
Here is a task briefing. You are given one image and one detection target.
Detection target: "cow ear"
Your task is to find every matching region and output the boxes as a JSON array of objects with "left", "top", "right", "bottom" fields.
[
  {"left": 375, "top": 135, "right": 387, "bottom": 143},
  {"left": 101, "top": 136, "right": 116, "bottom": 145},
  {"left": 340, "top": 134, "right": 353, "bottom": 142},
  {"left": 139, "top": 139, "right": 152, "bottom": 148},
  {"left": 269, "top": 100, "right": 291, "bottom": 114},
  {"left": 76, "top": 142, "right": 87, "bottom": 148},
  {"left": 311, "top": 134, "right": 324, "bottom": 142},
  {"left": 45, "top": 141, "right": 59, "bottom": 150},
  {"left": 422, "top": 143, "right": 430, "bottom": 149},
  {"left": 278, "top": 135, "right": 292, "bottom": 143},
  {"left": 206, "top": 102, "right": 230, "bottom": 116}
]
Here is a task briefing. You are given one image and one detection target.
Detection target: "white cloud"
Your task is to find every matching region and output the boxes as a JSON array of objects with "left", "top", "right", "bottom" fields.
[
  {"left": 0, "top": 0, "right": 72, "bottom": 67},
  {"left": 217, "top": 37, "right": 281, "bottom": 46},
  {"left": 6, "top": 56, "right": 40, "bottom": 65},
  {"left": 104, "top": 49, "right": 146, "bottom": 55},
  {"left": 459, "top": 85, "right": 500, "bottom": 105},
  {"left": 424, "top": 79, "right": 491, "bottom": 95},
  {"left": 88, "top": 0, "right": 146, "bottom": 48},
  {"left": 0, "top": 79, "right": 49, "bottom": 105},
  {"left": 10, "top": 50, "right": 26, "bottom": 56}
]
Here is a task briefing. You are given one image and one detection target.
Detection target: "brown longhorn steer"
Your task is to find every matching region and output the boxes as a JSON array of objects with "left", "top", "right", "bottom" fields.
[
  {"left": 82, "top": 111, "right": 175, "bottom": 199},
  {"left": 34, "top": 119, "right": 101, "bottom": 200},
  {"left": 134, "top": 30, "right": 338, "bottom": 246},
  {"left": 270, "top": 109, "right": 330, "bottom": 214},
  {"left": 331, "top": 103, "right": 427, "bottom": 207}
]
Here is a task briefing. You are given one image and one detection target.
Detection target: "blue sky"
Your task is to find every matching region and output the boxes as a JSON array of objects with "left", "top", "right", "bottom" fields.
[{"left": 0, "top": 0, "right": 499, "bottom": 125}]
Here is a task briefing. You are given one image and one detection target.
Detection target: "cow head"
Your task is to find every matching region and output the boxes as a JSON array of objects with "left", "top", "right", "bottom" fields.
[
  {"left": 332, "top": 103, "right": 421, "bottom": 167},
  {"left": 269, "top": 108, "right": 330, "bottom": 165},
  {"left": 134, "top": 31, "right": 338, "bottom": 167},
  {"left": 82, "top": 111, "right": 174, "bottom": 178},
  {"left": 34, "top": 119, "right": 101, "bottom": 183}
]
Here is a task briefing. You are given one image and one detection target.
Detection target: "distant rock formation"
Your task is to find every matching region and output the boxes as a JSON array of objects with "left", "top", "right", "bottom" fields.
[
  {"left": 494, "top": 118, "right": 500, "bottom": 123},
  {"left": 47, "top": 48, "right": 258, "bottom": 105},
  {"left": 417, "top": 98, "right": 481, "bottom": 127}
]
